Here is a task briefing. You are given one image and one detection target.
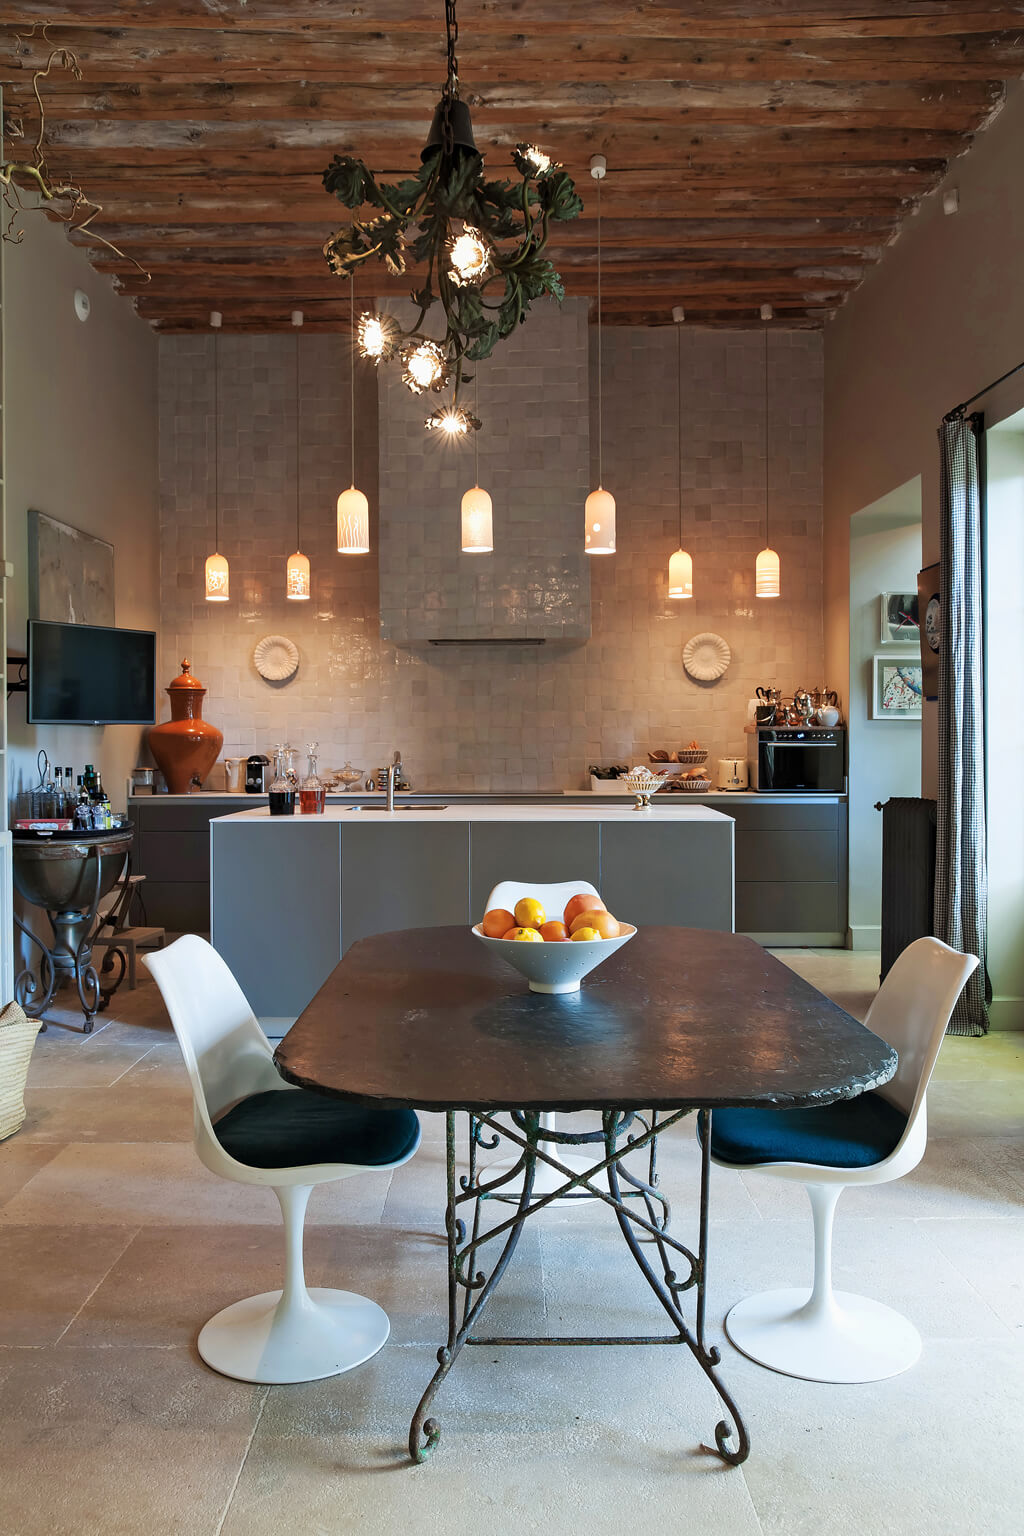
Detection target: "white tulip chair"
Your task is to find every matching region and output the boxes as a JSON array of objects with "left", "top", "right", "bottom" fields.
[
  {"left": 709, "top": 936, "right": 978, "bottom": 1383},
  {"left": 145, "top": 935, "right": 420, "bottom": 1384}
]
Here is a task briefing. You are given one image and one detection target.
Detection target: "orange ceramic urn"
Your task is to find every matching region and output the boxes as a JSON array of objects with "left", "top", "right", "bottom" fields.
[{"left": 147, "top": 658, "right": 224, "bottom": 794}]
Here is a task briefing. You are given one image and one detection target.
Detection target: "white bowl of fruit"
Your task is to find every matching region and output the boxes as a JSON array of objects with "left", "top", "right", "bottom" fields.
[{"left": 472, "top": 880, "right": 636, "bottom": 994}]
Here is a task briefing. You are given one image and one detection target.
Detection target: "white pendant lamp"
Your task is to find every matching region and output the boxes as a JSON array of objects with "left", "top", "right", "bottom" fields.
[
  {"left": 337, "top": 280, "right": 371, "bottom": 554},
  {"left": 756, "top": 323, "right": 781, "bottom": 598},
  {"left": 461, "top": 374, "right": 493, "bottom": 552},
  {"left": 585, "top": 155, "right": 615, "bottom": 554},
  {"left": 286, "top": 314, "right": 311, "bottom": 600},
  {"left": 668, "top": 314, "right": 693, "bottom": 599},
  {"left": 205, "top": 311, "right": 229, "bottom": 602}
]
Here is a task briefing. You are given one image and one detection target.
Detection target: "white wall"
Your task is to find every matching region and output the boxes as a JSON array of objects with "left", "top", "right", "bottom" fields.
[
  {"left": 4, "top": 217, "right": 159, "bottom": 812},
  {"left": 985, "top": 418, "right": 1024, "bottom": 1029},
  {"left": 847, "top": 490, "right": 922, "bottom": 947}
]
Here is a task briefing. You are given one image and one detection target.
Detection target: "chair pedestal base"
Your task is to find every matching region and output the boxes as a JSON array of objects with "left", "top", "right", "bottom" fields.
[
  {"left": 198, "top": 1287, "right": 390, "bottom": 1384},
  {"left": 724, "top": 1286, "right": 922, "bottom": 1384}
]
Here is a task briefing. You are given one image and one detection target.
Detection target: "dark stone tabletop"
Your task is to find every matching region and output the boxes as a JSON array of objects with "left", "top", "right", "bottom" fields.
[{"left": 274, "top": 926, "right": 897, "bottom": 1115}]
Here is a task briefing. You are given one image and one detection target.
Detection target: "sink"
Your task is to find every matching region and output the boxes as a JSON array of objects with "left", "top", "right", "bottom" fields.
[{"left": 359, "top": 804, "right": 448, "bottom": 811}]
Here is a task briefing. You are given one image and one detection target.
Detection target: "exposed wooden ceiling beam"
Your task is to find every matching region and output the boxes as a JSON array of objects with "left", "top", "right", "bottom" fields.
[{"left": 5, "top": 27, "right": 1024, "bottom": 84}]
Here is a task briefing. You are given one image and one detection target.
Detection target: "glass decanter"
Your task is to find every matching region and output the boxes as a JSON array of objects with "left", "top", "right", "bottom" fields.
[
  {"left": 268, "top": 745, "right": 296, "bottom": 817},
  {"left": 299, "top": 743, "right": 326, "bottom": 815}
]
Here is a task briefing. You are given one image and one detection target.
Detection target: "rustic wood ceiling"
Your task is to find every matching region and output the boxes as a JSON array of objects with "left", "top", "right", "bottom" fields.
[{"left": 3, "top": 2, "right": 1023, "bottom": 331}]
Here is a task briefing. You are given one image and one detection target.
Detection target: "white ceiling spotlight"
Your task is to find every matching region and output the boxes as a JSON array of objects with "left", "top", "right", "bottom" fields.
[
  {"left": 759, "top": 303, "right": 774, "bottom": 322},
  {"left": 672, "top": 305, "right": 685, "bottom": 324},
  {"left": 942, "top": 188, "right": 960, "bottom": 216},
  {"left": 73, "top": 289, "right": 91, "bottom": 323}
]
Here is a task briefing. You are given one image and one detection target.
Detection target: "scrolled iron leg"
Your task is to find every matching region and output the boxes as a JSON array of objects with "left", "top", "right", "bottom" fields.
[{"left": 409, "top": 1110, "right": 539, "bottom": 1463}]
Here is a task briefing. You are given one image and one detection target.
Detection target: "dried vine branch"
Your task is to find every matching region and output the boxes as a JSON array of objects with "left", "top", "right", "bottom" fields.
[{"left": 1, "top": 38, "right": 150, "bottom": 281}]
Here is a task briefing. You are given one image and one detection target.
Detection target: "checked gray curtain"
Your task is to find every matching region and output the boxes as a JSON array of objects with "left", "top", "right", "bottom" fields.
[{"left": 935, "top": 413, "right": 989, "bottom": 1034}]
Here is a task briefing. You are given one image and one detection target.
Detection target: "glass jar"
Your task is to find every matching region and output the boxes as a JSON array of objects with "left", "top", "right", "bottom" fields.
[
  {"left": 299, "top": 743, "right": 326, "bottom": 815},
  {"left": 268, "top": 745, "right": 296, "bottom": 817}
]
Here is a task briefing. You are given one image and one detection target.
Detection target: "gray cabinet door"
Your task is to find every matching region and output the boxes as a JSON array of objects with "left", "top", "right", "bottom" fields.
[
  {"left": 600, "top": 820, "right": 734, "bottom": 931},
  {"left": 736, "top": 881, "right": 841, "bottom": 936},
  {"left": 212, "top": 822, "right": 343, "bottom": 1019},
  {"left": 340, "top": 822, "right": 470, "bottom": 952},
  {"left": 469, "top": 822, "right": 600, "bottom": 917},
  {"left": 736, "top": 830, "right": 838, "bottom": 884}
]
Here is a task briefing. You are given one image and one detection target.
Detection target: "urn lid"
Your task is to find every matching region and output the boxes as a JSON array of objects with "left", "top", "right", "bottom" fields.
[{"left": 166, "top": 657, "right": 206, "bottom": 693}]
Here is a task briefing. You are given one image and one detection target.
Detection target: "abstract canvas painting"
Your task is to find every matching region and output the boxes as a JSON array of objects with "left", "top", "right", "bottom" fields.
[
  {"left": 28, "top": 509, "right": 115, "bottom": 627},
  {"left": 872, "top": 655, "right": 923, "bottom": 719}
]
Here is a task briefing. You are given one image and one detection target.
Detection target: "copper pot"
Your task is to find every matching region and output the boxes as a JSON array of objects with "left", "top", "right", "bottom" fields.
[{"left": 147, "top": 658, "right": 224, "bottom": 795}]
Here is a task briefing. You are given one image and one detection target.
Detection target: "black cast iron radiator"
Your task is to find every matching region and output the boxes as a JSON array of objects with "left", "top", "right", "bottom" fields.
[{"left": 877, "top": 797, "right": 937, "bottom": 981}]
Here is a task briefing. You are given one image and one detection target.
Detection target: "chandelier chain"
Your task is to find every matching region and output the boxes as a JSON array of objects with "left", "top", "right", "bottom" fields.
[{"left": 442, "top": 0, "right": 460, "bottom": 157}]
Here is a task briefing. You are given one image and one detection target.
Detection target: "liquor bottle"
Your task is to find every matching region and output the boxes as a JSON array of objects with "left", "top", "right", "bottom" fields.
[
  {"left": 299, "top": 743, "right": 326, "bottom": 815},
  {"left": 268, "top": 746, "right": 296, "bottom": 816},
  {"left": 74, "top": 777, "right": 92, "bottom": 830}
]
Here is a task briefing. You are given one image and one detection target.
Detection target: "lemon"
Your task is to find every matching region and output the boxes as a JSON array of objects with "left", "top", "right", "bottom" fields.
[
  {"left": 570, "top": 926, "right": 601, "bottom": 942},
  {"left": 507, "top": 926, "right": 544, "bottom": 942},
  {"left": 513, "top": 897, "right": 546, "bottom": 929}
]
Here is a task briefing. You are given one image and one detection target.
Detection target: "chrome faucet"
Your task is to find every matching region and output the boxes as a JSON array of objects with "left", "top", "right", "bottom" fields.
[{"left": 386, "top": 760, "right": 396, "bottom": 812}]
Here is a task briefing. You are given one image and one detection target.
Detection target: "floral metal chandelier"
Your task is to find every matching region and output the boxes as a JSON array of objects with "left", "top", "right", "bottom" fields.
[{"left": 321, "top": 0, "right": 583, "bottom": 432}]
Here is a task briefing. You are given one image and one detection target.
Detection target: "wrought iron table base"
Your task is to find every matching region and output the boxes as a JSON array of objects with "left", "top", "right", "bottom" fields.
[
  {"left": 409, "top": 1107, "right": 749, "bottom": 1467},
  {"left": 13, "top": 849, "right": 128, "bottom": 1033}
]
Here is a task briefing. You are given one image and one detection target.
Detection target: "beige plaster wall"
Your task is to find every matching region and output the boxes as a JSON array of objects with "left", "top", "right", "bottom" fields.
[
  {"left": 823, "top": 82, "right": 1024, "bottom": 796},
  {"left": 4, "top": 216, "right": 160, "bottom": 811}
]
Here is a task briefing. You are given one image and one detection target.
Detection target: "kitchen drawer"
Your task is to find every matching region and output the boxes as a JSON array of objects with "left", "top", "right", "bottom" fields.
[
  {"left": 132, "top": 803, "right": 244, "bottom": 834},
  {"left": 137, "top": 830, "right": 212, "bottom": 883},
  {"left": 726, "top": 802, "right": 839, "bottom": 833},
  {"left": 736, "top": 829, "right": 838, "bottom": 884},
  {"left": 735, "top": 881, "right": 840, "bottom": 935},
  {"left": 469, "top": 822, "right": 600, "bottom": 917},
  {"left": 136, "top": 880, "right": 211, "bottom": 934}
]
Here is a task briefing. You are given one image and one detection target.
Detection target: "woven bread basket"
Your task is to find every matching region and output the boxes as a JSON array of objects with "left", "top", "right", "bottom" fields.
[{"left": 0, "top": 1000, "right": 42, "bottom": 1141}]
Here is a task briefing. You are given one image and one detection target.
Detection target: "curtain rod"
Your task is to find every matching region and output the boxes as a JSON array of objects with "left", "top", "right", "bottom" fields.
[{"left": 944, "top": 357, "right": 1024, "bottom": 422}]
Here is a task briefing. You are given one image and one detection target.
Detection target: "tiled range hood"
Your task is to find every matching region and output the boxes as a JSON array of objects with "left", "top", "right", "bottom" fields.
[{"left": 378, "top": 299, "right": 592, "bottom": 643}]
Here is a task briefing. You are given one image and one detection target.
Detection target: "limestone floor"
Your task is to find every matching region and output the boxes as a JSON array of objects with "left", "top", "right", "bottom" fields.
[{"left": 1, "top": 950, "right": 1021, "bottom": 1536}]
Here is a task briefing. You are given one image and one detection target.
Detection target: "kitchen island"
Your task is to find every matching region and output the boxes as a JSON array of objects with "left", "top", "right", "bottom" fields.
[{"left": 210, "top": 802, "right": 734, "bottom": 1033}]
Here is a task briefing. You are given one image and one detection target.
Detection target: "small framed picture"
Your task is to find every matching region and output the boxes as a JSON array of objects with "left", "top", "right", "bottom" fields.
[
  {"left": 872, "top": 655, "right": 923, "bottom": 719},
  {"left": 880, "top": 590, "right": 920, "bottom": 646},
  {"left": 917, "top": 562, "right": 940, "bottom": 701}
]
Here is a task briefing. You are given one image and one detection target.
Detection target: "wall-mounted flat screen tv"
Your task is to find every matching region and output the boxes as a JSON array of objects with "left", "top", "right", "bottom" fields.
[{"left": 27, "top": 620, "right": 156, "bottom": 726}]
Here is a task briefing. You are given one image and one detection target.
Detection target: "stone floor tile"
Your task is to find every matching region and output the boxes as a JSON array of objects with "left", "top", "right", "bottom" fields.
[
  {"left": 19, "top": 1081, "right": 194, "bottom": 1143},
  {"left": 0, "top": 1143, "right": 393, "bottom": 1227},
  {"left": 917, "top": 1216, "right": 1024, "bottom": 1333},
  {"left": 0, "top": 1140, "right": 62, "bottom": 1207},
  {"left": 0, "top": 1345, "right": 266, "bottom": 1536},
  {"left": 0, "top": 1225, "right": 136, "bottom": 1345}
]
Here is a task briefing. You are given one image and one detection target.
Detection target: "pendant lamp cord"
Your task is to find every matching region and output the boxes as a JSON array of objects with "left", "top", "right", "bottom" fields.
[
  {"left": 763, "top": 327, "right": 769, "bottom": 547},
  {"left": 349, "top": 278, "right": 356, "bottom": 485},
  {"left": 474, "top": 370, "right": 480, "bottom": 485},
  {"left": 677, "top": 322, "right": 683, "bottom": 546},
  {"left": 596, "top": 172, "right": 603, "bottom": 486},
  {"left": 295, "top": 330, "right": 301, "bottom": 548},
  {"left": 213, "top": 329, "right": 220, "bottom": 552}
]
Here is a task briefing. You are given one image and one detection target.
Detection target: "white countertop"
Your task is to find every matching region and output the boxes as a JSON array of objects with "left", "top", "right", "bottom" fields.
[{"left": 214, "top": 802, "right": 733, "bottom": 825}]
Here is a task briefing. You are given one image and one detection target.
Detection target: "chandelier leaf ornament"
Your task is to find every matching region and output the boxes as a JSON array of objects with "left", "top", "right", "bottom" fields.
[{"left": 321, "top": 0, "right": 583, "bottom": 433}]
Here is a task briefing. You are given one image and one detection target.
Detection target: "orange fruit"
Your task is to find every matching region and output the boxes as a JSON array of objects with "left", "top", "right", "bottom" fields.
[
  {"left": 569, "top": 909, "right": 620, "bottom": 939},
  {"left": 563, "top": 892, "right": 606, "bottom": 928},
  {"left": 539, "top": 920, "right": 569, "bottom": 942},
  {"left": 505, "top": 926, "right": 543, "bottom": 943},
  {"left": 481, "top": 907, "right": 516, "bottom": 938},
  {"left": 513, "top": 897, "right": 546, "bottom": 929},
  {"left": 570, "top": 926, "right": 601, "bottom": 942}
]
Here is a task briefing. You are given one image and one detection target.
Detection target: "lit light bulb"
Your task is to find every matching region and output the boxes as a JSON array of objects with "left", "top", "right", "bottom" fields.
[
  {"left": 668, "top": 548, "right": 693, "bottom": 599},
  {"left": 403, "top": 340, "right": 446, "bottom": 394},
  {"left": 337, "top": 485, "right": 370, "bottom": 554},
  {"left": 286, "top": 549, "right": 311, "bottom": 600},
  {"left": 584, "top": 487, "right": 616, "bottom": 555},
  {"left": 205, "top": 551, "right": 229, "bottom": 602},
  {"left": 425, "top": 404, "right": 480, "bottom": 437},
  {"left": 448, "top": 227, "right": 492, "bottom": 288},
  {"left": 357, "top": 310, "right": 396, "bottom": 362},
  {"left": 756, "top": 546, "right": 781, "bottom": 598},
  {"left": 461, "top": 485, "right": 493, "bottom": 552},
  {"left": 517, "top": 143, "right": 555, "bottom": 176}
]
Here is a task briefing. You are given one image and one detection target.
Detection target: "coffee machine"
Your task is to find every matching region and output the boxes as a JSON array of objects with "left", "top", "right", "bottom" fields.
[{"left": 245, "top": 754, "right": 270, "bottom": 793}]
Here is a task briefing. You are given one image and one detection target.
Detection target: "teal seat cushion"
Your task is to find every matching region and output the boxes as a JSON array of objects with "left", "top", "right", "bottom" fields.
[
  {"left": 710, "top": 1091, "right": 907, "bottom": 1171},
  {"left": 214, "top": 1089, "right": 420, "bottom": 1171}
]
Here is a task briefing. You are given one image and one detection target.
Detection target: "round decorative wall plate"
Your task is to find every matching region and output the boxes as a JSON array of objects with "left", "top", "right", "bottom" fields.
[
  {"left": 253, "top": 634, "right": 300, "bottom": 682},
  {"left": 683, "top": 632, "right": 731, "bottom": 682}
]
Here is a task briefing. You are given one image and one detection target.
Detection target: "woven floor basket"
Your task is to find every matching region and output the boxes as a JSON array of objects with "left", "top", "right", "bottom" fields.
[{"left": 0, "top": 1000, "right": 42, "bottom": 1141}]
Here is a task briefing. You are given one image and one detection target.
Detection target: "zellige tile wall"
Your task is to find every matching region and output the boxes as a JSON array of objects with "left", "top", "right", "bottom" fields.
[{"left": 158, "top": 320, "right": 823, "bottom": 791}]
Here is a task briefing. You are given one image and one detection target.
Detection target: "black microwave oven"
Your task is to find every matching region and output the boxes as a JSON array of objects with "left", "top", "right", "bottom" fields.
[{"left": 747, "top": 727, "right": 846, "bottom": 794}]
